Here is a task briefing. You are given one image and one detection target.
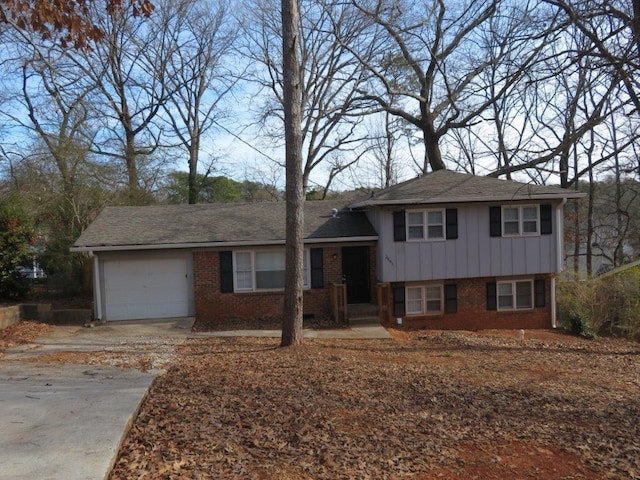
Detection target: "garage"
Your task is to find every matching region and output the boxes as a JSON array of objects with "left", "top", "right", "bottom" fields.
[{"left": 101, "top": 252, "right": 193, "bottom": 321}]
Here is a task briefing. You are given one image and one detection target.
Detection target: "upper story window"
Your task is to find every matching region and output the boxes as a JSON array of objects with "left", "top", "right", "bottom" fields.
[
  {"left": 502, "top": 205, "right": 539, "bottom": 236},
  {"left": 234, "top": 250, "right": 309, "bottom": 292},
  {"left": 406, "top": 209, "right": 445, "bottom": 241}
]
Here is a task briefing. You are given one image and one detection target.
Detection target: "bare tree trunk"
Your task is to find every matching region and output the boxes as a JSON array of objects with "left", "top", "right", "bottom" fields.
[
  {"left": 124, "top": 130, "right": 139, "bottom": 203},
  {"left": 586, "top": 148, "right": 595, "bottom": 277},
  {"left": 421, "top": 111, "right": 445, "bottom": 172},
  {"left": 634, "top": 0, "right": 640, "bottom": 53},
  {"left": 573, "top": 198, "right": 580, "bottom": 274},
  {"left": 572, "top": 147, "right": 580, "bottom": 274},
  {"left": 384, "top": 112, "right": 394, "bottom": 187},
  {"left": 280, "top": 0, "right": 304, "bottom": 347},
  {"left": 188, "top": 139, "right": 199, "bottom": 204},
  {"left": 493, "top": 101, "right": 512, "bottom": 180},
  {"left": 614, "top": 147, "right": 624, "bottom": 267}
]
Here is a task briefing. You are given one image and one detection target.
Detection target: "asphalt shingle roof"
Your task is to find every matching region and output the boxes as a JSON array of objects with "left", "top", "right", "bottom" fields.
[
  {"left": 73, "top": 171, "right": 584, "bottom": 251},
  {"left": 349, "top": 170, "right": 584, "bottom": 207},
  {"left": 72, "top": 200, "right": 376, "bottom": 250}
]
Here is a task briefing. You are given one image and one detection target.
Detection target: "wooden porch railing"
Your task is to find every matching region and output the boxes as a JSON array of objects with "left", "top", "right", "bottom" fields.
[
  {"left": 329, "top": 282, "right": 348, "bottom": 323},
  {"left": 377, "top": 282, "right": 391, "bottom": 324}
]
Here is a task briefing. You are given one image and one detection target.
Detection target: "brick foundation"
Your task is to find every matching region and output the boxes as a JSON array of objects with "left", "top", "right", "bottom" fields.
[
  {"left": 193, "top": 244, "right": 376, "bottom": 329},
  {"left": 388, "top": 275, "right": 554, "bottom": 330}
]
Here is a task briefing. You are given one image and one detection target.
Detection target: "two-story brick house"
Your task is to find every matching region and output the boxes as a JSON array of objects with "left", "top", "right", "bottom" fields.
[{"left": 72, "top": 170, "right": 583, "bottom": 329}]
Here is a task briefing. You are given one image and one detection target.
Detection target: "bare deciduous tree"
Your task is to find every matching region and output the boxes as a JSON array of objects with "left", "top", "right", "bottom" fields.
[
  {"left": 155, "top": 0, "right": 238, "bottom": 204},
  {"left": 543, "top": 0, "right": 640, "bottom": 115},
  {"left": 485, "top": 21, "right": 631, "bottom": 181},
  {"left": 68, "top": 3, "right": 172, "bottom": 203},
  {"left": 280, "top": 0, "right": 304, "bottom": 347},
  {"left": 338, "top": 0, "right": 552, "bottom": 173},
  {"left": 244, "top": 0, "right": 372, "bottom": 192}
]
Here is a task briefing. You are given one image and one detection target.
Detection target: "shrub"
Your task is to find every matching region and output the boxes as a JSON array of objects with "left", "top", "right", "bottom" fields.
[
  {"left": 557, "top": 277, "right": 599, "bottom": 338},
  {"left": 0, "top": 198, "right": 36, "bottom": 299},
  {"left": 558, "top": 269, "right": 640, "bottom": 340}
]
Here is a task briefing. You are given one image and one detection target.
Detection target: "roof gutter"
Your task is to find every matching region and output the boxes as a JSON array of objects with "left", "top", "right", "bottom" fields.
[{"left": 70, "top": 235, "right": 379, "bottom": 253}]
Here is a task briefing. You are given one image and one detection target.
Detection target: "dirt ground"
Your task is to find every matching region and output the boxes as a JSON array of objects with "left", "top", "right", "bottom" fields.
[{"left": 102, "top": 329, "right": 640, "bottom": 480}]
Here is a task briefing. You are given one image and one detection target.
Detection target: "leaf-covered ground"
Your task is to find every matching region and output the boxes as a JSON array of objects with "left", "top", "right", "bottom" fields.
[
  {"left": 0, "top": 320, "right": 52, "bottom": 358},
  {"left": 110, "top": 331, "right": 640, "bottom": 479}
]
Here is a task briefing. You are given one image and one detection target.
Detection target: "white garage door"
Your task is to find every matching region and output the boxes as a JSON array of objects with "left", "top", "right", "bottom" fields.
[{"left": 103, "top": 255, "right": 191, "bottom": 321}]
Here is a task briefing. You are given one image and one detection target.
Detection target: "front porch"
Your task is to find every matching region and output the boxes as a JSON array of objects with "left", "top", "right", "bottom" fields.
[{"left": 329, "top": 282, "right": 390, "bottom": 325}]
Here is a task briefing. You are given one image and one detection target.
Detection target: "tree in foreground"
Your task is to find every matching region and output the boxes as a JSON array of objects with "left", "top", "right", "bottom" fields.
[{"left": 280, "top": 0, "right": 305, "bottom": 347}]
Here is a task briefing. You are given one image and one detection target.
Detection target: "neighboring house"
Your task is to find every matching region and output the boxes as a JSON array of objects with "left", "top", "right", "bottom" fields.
[
  {"left": 71, "top": 170, "right": 584, "bottom": 329},
  {"left": 599, "top": 258, "right": 640, "bottom": 278},
  {"left": 595, "top": 258, "right": 640, "bottom": 335}
]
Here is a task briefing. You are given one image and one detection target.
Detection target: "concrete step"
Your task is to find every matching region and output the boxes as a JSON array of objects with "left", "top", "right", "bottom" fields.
[
  {"left": 348, "top": 315, "right": 380, "bottom": 326},
  {"left": 348, "top": 304, "right": 378, "bottom": 317}
]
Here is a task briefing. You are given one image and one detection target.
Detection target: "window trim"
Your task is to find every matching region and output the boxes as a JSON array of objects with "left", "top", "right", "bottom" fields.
[
  {"left": 406, "top": 208, "right": 446, "bottom": 242},
  {"left": 496, "top": 279, "right": 534, "bottom": 311},
  {"left": 501, "top": 205, "right": 540, "bottom": 237},
  {"left": 233, "top": 249, "right": 310, "bottom": 293},
  {"left": 405, "top": 284, "right": 444, "bottom": 316}
]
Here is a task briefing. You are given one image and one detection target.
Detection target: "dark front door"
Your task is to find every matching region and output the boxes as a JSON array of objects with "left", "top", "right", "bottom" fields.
[{"left": 341, "top": 246, "right": 370, "bottom": 304}]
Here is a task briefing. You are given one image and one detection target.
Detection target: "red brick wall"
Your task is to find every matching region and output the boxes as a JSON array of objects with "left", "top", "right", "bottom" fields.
[
  {"left": 193, "top": 245, "right": 374, "bottom": 329},
  {"left": 386, "top": 275, "right": 553, "bottom": 330}
]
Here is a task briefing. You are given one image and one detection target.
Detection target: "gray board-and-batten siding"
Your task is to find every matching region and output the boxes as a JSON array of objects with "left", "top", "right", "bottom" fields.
[{"left": 371, "top": 201, "right": 563, "bottom": 283}]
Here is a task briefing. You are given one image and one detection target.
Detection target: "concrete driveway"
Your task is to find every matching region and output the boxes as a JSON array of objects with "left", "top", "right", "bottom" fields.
[
  {"left": 0, "top": 362, "right": 154, "bottom": 480},
  {"left": 0, "top": 318, "right": 390, "bottom": 480},
  {"left": 0, "top": 318, "right": 194, "bottom": 480}
]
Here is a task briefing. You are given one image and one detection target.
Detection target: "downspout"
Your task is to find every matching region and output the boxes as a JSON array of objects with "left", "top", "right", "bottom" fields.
[
  {"left": 551, "top": 276, "right": 557, "bottom": 329},
  {"left": 92, "top": 254, "right": 103, "bottom": 322},
  {"left": 556, "top": 199, "right": 567, "bottom": 273},
  {"left": 552, "top": 199, "right": 567, "bottom": 329}
]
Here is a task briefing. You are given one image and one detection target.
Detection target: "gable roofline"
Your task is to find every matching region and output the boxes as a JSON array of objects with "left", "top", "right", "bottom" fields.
[
  {"left": 599, "top": 258, "right": 640, "bottom": 278},
  {"left": 349, "top": 170, "right": 585, "bottom": 208},
  {"left": 72, "top": 200, "right": 378, "bottom": 252},
  {"left": 350, "top": 193, "right": 583, "bottom": 208}
]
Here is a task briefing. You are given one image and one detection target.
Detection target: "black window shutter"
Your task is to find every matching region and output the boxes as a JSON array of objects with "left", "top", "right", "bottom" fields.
[
  {"left": 444, "top": 284, "right": 457, "bottom": 314},
  {"left": 219, "top": 251, "right": 233, "bottom": 293},
  {"left": 535, "top": 279, "right": 546, "bottom": 307},
  {"left": 486, "top": 282, "right": 497, "bottom": 311},
  {"left": 489, "top": 206, "right": 502, "bottom": 237},
  {"left": 310, "top": 248, "right": 324, "bottom": 289},
  {"left": 393, "top": 210, "right": 406, "bottom": 242},
  {"left": 393, "top": 285, "right": 405, "bottom": 317},
  {"left": 445, "top": 208, "right": 458, "bottom": 239},
  {"left": 540, "top": 204, "right": 552, "bottom": 235}
]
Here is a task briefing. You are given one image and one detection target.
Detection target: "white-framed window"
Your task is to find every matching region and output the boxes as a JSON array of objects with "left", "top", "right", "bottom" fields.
[
  {"left": 406, "top": 209, "right": 445, "bottom": 241},
  {"left": 497, "top": 280, "right": 533, "bottom": 310},
  {"left": 406, "top": 286, "right": 424, "bottom": 315},
  {"left": 405, "top": 284, "right": 443, "bottom": 315},
  {"left": 425, "top": 286, "right": 442, "bottom": 314},
  {"left": 502, "top": 205, "right": 539, "bottom": 236},
  {"left": 234, "top": 252, "right": 254, "bottom": 291},
  {"left": 234, "top": 249, "right": 309, "bottom": 292}
]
